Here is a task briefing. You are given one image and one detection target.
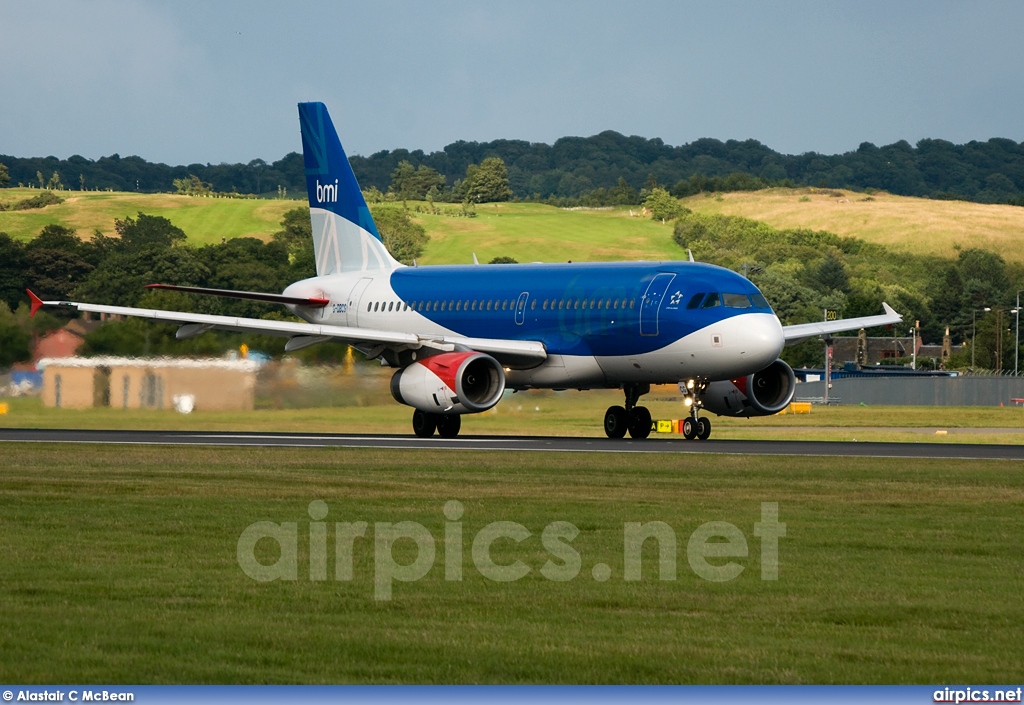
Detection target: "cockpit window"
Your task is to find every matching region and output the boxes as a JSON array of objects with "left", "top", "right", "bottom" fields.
[
  {"left": 722, "top": 293, "right": 752, "bottom": 308},
  {"left": 750, "top": 292, "right": 771, "bottom": 310},
  {"left": 686, "top": 293, "right": 705, "bottom": 309},
  {"left": 700, "top": 292, "right": 721, "bottom": 309}
]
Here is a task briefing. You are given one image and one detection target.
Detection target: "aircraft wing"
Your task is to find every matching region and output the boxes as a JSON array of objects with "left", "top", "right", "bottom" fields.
[
  {"left": 782, "top": 302, "right": 902, "bottom": 346},
  {"left": 33, "top": 294, "right": 547, "bottom": 368}
]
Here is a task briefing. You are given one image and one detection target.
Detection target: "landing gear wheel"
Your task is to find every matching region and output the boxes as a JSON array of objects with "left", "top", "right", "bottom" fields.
[
  {"left": 627, "top": 406, "right": 652, "bottom": 439},
  {"left": 696, "top": 416, "right": 711, "bottom": 440},
  {"left": 412, "top": 410, "right": 437, "bottom": 438},
  {"left": 604, "top": 405, "right": 629, "bottom": 439},
  {"left": 436, "top": 414, "right": 462, "bottom": 438},
  {"left": 682, "top": 417, "right": 697, "bottom": 440}
]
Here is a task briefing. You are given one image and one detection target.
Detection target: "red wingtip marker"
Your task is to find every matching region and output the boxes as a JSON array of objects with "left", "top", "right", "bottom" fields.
[{"left": 27, "top": 289, "right": 44, "bottom": 318}]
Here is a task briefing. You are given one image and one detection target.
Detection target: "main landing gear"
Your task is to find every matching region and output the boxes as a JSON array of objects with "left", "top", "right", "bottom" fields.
[
  {"left": 604, "top": 383, "right": 652, "bottom": 439},
  {"left": 412, "top": 409, "right": 462, "bottom": 438},
  {"left": 603, "top": 379, "right": 713, "bottom": 440}
]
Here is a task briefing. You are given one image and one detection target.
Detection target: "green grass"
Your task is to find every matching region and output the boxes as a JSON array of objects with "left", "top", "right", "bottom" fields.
[
  {"left": 411, "top": 202, "right": 681, "bottom": 265},
  {"left": 0, "top": 188, "right": 303, "bottom": 244},
  {"left": 1, "top": 443, "right": 1022, "bottom": 683},
  {"left": 3, "top": 394, "right": 1023, "bottom": 444}
]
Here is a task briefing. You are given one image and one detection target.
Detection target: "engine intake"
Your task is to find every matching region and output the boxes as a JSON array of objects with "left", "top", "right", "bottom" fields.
[
  {"left": 390, "top": 351, "right": 506, "bottom": 415},
  {"left": 702, "top": 358, "right": 796, "bottom": 417}
]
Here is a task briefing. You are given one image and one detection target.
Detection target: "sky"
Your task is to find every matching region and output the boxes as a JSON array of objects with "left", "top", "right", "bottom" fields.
[{"left": 2, "top": 1, "right": 1023, "bottom": 165}]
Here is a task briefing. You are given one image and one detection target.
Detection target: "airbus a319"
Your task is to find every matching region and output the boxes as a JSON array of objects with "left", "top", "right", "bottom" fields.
[{"left": 30, "top": 102, "right": 901, "bottom": 439}]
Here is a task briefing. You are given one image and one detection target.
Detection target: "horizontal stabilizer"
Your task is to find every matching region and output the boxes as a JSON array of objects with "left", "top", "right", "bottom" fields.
[{"left": 145, "top": 284, "right": 329, "bottom": 308}]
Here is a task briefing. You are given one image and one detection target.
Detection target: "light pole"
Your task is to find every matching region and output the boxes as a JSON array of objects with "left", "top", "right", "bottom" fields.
[
  {"left": 910, "top": 327, "right": 916, "bottom": 370},
  {"left": 1016, "top": 290, "right": 1022, "bottom": 376},
  {"left": 972, "top": 307, "right": 991, "bottom": 369}
]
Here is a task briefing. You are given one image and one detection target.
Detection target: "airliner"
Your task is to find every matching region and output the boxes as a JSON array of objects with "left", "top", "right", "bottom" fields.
[{"left": 30, "top": 102, "right": 901, "bottom": 439}]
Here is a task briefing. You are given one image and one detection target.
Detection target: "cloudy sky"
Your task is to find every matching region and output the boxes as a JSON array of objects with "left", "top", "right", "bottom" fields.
[{"left": 2, "top": 1, "right": 1022, "bottom": 165}]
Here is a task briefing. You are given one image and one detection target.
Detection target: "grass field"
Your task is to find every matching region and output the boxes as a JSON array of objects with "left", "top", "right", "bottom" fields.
[
  {"left": 1, "top": 442, "right": 1022, "bottom": 683},
  {"left": 683, "top": 187, "right": 1024, "bottom": 264},
  {"left": 3, "top": 394, "right": 1023, "bottom": 444},
  {"left": 0, "top": 188, "right": 303, "bottom": 244},
  {"left": 411, "top": 202, "right": 680, "bottom": 265}
]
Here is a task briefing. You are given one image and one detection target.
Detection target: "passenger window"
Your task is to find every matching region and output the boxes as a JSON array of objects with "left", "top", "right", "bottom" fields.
[
  {"left": 723, "top": 293, "right": 752, "bottom": 308},
  {"left": 687, "top": 293, "right": 705, "bottom": 309},
  {"left": 629, "top": 299, "right": 635, "bottom": 309},
  {"left": 530, "top": 300, "right": 536, "bottom": 310},
  {"left": 388, "top": 302, "right": 394, "bottom": 312},
  {"left": 701, "top": 293, "right": 721, "bottom": 309}
]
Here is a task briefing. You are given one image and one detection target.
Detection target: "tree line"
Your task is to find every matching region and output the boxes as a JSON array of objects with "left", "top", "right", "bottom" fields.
[{"left": 3, "top": 131, "right": 1023, "bottom": 205}]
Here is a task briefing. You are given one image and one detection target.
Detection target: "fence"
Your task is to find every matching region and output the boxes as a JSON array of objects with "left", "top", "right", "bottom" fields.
[{"left": 797, "top": 376, "right": 1024, "bottom": 406}]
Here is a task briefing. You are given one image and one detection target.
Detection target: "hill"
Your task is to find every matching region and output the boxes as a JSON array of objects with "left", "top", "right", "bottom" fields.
[
  {"left": 0, "top": 188, "right": 303, "bottom": 244},
  {"left": 4, "top": 187, "right": 1024, "bottom": 266},
  {"left": 683, "top": 187, "right": 1024, "bottom": 264},
  {"left": 412, "top": 203, "right": 679, "bottom": 265}
]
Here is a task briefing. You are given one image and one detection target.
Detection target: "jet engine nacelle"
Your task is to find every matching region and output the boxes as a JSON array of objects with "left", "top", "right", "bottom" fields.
[
  {"left": 390, "top": 351, "right": 506, "bottom": 415},
  {"left": 702, "top": 358, "right": 796, "bottom": 417}
]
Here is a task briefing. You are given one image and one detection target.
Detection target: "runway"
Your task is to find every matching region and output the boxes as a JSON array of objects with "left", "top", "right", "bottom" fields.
[{"left": 2, "top": 427, "right": 1024, "bottom": 460}]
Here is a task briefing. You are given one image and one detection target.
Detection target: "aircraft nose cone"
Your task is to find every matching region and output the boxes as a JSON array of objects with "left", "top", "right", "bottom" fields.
[{"left": 738, "top": 313, "right": 786, "bottom": 367}]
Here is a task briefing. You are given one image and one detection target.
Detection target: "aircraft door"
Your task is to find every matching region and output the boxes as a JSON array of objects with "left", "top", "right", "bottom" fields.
[
  {"left": 347, "top": 278, "right": 373, "bottom": 327},
  {"left": 515, "top": 292, "right": 529, "bottom": 325},
  {"left": 639, "top": 273, "right": 675, "bottom": 336}
]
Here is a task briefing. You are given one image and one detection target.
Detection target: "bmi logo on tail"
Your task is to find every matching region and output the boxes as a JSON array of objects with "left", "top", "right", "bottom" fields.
[{"left": 316, "top": 179, "right": 339, "bottom": 203}]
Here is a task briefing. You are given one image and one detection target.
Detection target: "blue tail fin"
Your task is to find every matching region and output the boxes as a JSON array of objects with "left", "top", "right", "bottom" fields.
[{"left": 298, "top": 102, "right": 399, "bottom": 275}]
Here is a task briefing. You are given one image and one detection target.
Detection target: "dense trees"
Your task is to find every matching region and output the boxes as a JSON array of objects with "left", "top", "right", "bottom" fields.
[
  {"left": 388, "top": 161, "right": 446, "bottom": 201},
  {"left": 369, "top": 206, "right": 430, "bottom": 264},
  {"left": 5, "top": 133, "right": 1022, "bottom": 206},
  {"left": 460, "top": 157, "right": 513, "bottom": 203}
]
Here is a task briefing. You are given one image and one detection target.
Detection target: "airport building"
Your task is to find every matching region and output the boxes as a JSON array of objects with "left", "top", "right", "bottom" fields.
[{"left": 38, "top": 357, "right": 260, "bottom": 411}]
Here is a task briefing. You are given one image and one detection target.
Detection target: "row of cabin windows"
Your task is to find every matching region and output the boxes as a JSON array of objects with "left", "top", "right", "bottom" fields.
[
  {"left": 367, "top": 298, "right": 638, "bottom": 313},
  {"left": 686, "top": 291, "right": 771, "bottom": 310}
]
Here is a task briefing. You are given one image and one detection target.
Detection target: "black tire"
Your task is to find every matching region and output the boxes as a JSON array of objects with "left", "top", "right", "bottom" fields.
[
  {"left": 696, "top": 416, "right": 711, "bottom": 440},
  {"left": 627, "top": 406, "right": 652, "bottom": 439},
  {"left": 437, "top": 414, "right": 462, "bottom": 438},
  {"left": 682, "top": 417, "right": 697, "bottom": 440},
  {"left": 604, "top": 405, "right": 629, "bottom": 438},
  {"left": 412, "top": 409, "right": 437, "bottom": 438}
]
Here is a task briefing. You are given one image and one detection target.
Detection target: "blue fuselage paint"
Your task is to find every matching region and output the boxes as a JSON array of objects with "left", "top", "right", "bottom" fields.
[{"left": 386, "top": 260, "right": 769, "bottom": 358}]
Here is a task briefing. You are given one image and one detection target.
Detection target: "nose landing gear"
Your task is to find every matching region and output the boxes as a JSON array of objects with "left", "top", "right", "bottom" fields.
[{"left": 680, "top": 377, "right": 712, "bottom": 440}]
